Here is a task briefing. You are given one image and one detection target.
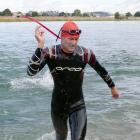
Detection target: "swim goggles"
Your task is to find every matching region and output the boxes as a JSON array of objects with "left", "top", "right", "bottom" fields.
[{"left": 62, "top": 30, "right": 82, "bottom": 35}]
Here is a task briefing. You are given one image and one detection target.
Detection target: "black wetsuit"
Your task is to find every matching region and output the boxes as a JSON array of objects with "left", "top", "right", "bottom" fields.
[{"left": 27, "top": 45, "right": 115, "bottom": 140}]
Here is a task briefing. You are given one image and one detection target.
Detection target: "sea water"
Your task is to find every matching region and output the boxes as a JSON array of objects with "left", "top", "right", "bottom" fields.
[{"left": 0, "top": 21, "right": 140, "bottom": 140}]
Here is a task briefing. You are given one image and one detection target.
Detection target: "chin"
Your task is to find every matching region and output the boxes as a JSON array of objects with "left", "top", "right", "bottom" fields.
[{"left": 68, "top": 48, "right": 75, "bottom": 53}]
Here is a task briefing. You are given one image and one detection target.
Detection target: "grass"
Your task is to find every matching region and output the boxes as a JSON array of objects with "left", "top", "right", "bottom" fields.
[{"left": 0, "top": 16, "right": 140, "bottom": 22}]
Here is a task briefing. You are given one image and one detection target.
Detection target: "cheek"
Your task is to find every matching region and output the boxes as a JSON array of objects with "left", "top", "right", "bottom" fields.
[
  {"left": 66, "top": 40, "right": 72, "bottom": 44},
  {"left": 65, "top": 41, "right": 72, "bottom": 47},
  {"left": 61, "top": 40, "right": 67, "bottom": 46}
]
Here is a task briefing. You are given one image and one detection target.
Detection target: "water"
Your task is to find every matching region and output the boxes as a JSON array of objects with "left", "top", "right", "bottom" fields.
[{"left": 0, "top": 21, "right": 140, "bottom": 140}]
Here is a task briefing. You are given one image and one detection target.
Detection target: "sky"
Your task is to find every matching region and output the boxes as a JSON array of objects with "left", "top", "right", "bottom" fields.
[{"left": 0, "top": 0, "right": 140, "bottom": 14}]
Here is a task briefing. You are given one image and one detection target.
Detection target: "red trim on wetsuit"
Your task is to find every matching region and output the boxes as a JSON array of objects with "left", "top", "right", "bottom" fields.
[
  {"left": 83, "top": 48, "right": 88, "bottom": 63},
  {"left": 51, "top": 46, "right": 56, "bottom": 59},
  {"left": 83, "top": 48, "right": 96, "bottom": 65},
  {"left": 89, "top": 51, "right": 96, "bottom": 65},
  {"left": 41, "top": 47, "right": 49, "bottom": 59}
]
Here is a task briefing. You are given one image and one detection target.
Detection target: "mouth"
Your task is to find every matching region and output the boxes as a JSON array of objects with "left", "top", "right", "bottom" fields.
[{"left": 70, "top": 44, "right": 76, "bottom": 47}]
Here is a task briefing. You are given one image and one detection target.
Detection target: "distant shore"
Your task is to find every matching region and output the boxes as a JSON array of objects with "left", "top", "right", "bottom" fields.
[{"left": 0, "top": 16, "right": 140, "bottom": 22}]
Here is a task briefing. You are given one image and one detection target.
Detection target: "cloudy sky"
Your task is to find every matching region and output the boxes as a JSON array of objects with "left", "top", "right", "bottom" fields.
[{"left": 0, "top": 0, "right": 140, "bottom": 13}]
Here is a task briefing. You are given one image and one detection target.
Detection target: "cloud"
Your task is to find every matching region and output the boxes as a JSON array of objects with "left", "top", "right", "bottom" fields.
[
  {"left": 21, "top": 0, "right": 58, "bottom": 11},
  {"left": 21, "top": 0, "right": 92, "bottom": 12},
  {"left": 0, "top": 0, "right": 140, "bottom": 13},
  {"left": 90, "top": 0, "right": 140, "bottom": 13},
  {"left": 117, "top": 0, "right": 140, "bottom": 13}
]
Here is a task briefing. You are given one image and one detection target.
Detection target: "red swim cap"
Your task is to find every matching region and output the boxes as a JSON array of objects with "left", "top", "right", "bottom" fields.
[{"left": 61, "top": 21, "right": 81, "bottom": 39}]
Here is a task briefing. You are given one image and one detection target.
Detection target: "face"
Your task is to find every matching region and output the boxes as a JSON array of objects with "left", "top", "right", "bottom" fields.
[{"left": 61, "top": 37, "right": 79, "bottom": 53}]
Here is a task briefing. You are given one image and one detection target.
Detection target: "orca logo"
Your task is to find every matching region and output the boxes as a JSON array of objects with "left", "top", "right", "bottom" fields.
[{"left": 56, "top": 67, "right": 82, "bottom": 71}]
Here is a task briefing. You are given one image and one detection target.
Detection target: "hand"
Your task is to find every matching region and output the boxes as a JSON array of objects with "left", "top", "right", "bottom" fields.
[
  {"left": 111, "top": 86, "right": 119, "bottom": 99},
  {"left": 35, "top": 26, "right": 45, "bottom": 48}
]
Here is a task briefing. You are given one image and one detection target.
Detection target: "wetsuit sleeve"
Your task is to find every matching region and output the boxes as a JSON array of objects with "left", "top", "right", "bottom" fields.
[
  {"left": 88, "top": 50, "right": 115, "bottom": 88},
  {"left": 27, "top": 47, "right": 49, "bottom": 76}
]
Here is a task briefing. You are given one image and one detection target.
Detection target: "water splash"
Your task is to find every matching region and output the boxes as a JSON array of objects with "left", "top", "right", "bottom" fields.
[
  {"left": 36, "top": 131, "right": 100, "bottom": 140},
  {"left": 37, "top": 131, "right": 71, "bottom": 140},
  {"left": 10, "top": 70, "right": 53, "bottom": 89}
]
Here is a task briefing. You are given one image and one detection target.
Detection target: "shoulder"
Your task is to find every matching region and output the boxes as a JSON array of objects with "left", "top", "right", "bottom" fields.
[
  {"left": 40, "top": 45, "right": 63, "bottom": 60},
  {"left": 81, "top": 46, "right": 95, "bottom": 54},
  {"left": 78, "top": 46, "right": 95, "bottom": 63}
]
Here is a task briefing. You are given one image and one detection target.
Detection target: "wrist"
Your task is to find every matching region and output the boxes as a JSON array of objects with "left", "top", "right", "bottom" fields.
[
  {"left": 38, "top": 42, "right": 45, "bottom": 48},
  {"left": 111, "top": 86, "right": 116, "bottom": 89},
  {"left": 109, "top": 82, "right": 115, "bottom": 89}
]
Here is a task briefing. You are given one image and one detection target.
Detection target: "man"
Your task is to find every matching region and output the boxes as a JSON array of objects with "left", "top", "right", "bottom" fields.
[{"left": 27, "top": 21, "right": 119, "bottom": 140}]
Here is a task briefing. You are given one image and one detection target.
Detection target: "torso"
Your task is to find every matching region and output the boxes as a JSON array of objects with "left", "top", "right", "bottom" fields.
[{"left": 43, "top": 45, "right": 90, "bottom": 113}]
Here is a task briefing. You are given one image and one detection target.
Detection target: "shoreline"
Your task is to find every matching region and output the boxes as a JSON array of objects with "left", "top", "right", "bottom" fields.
[{"left": 0, "top": 16, "right": 140, "bottom": 22}]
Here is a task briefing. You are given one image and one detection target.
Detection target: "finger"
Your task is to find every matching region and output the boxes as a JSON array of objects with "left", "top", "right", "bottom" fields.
[
  {"left": 113, "top": 94, "right": 119, "bottom": 99},
  {"left": 35, "top": 26, "right": 40, "bottom": 32},
  {"left": 38, "top": 27, "right": 45, "bottom": 34},
  {"left": 35, "top": 26, "right": 43, "bottom": 35},
  {"left": 36, "top": 29, "right": 45, "bottom": 38}
]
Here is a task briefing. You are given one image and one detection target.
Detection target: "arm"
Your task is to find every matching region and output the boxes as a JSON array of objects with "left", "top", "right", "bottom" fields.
[
  {"left": 27, "top": 48, "right": 47, "bottom": 76},
  {"left": 27, "top": 26, "right": 48, "bottom": 76},
  {"left": 88, "top": 49, "right": 119, "bottom": 98}
]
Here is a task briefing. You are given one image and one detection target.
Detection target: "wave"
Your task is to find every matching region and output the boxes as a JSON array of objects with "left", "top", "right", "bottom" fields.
[
  {"left": 10, "top": 70, "right": 54, "bottom": 90},
  {"left": 37, "top": 131, "right": 71, "bottom": 140},
  {"left": 36, "top": 131, "right": 100, "bottom": 140}
]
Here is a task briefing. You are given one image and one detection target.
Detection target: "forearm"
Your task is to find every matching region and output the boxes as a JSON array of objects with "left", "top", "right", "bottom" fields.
[
  {"left": 89, "top": 59, "right": 115, "bottom": 88},
  {"left": 27, "top": 48, "right": 43, "bottom": 76}
]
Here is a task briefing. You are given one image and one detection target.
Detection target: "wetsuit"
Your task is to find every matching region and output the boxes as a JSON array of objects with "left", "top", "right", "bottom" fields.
[{"left": 27, "top": 45, "right": 115, "bottom": 140}]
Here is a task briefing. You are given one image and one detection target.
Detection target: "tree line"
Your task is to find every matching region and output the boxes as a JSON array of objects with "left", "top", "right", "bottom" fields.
[
  {"left": 114, "top": 12, "right": 140, "bottom": 19},
  {"left": 1, "top": 8, "right": 140, "bottom": 18},
  {"left": 0, "top": 9, "right": 86, "bottom": 17}
]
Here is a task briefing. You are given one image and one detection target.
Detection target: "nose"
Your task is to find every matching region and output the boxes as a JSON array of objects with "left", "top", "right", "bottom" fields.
[{"left": 72, "top": 39, "right": 77, "bottom": 45}]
